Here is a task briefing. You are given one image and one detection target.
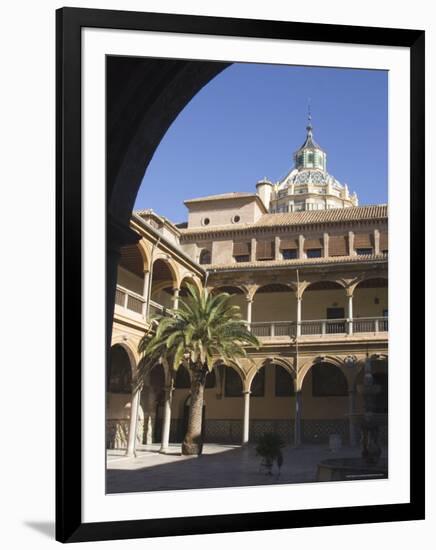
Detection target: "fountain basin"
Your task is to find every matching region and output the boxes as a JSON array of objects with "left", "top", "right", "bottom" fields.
[{"left": 316, "top": 457, "right": 388, "bottom": 482}]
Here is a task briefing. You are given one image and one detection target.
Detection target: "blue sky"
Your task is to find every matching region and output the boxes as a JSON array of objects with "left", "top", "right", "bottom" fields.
[{"left": 135, "top": 63, "right": 388, "bottom": 223}]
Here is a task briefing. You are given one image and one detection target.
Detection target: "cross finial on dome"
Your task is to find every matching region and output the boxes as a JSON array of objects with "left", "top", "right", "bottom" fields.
[{"left": 307, "top": 98, "right": 313, "bottom": 133}]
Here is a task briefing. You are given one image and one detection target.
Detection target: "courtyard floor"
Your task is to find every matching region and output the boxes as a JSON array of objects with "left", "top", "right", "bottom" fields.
[{"left": 106, "top": 443, "right": 387, "bottom": 494}]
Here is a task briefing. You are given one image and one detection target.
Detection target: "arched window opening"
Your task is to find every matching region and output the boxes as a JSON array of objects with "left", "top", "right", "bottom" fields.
[
  {"left": 275, "top": 365, "right": 294, "bottom": 397},
  {"left": 108, "top": 346, "right": 132, "bottom": 393},
  {"left": 199, "top": 249, "right": 211, "bottom": 265},
  {"left": 224, "top": 367, "right": 243, "bottom": 397},
  {"left": 250, "top": 368, "right": 265, "bottom": 397},
  {"left": 175, "top": 366, "right": 191, "bottom": 389},
  {"left": 205, "top": 369, "right": 216, "bottom": 388},
  {"left": 312, "top": 363, "right": 347, "bottom": 397}
]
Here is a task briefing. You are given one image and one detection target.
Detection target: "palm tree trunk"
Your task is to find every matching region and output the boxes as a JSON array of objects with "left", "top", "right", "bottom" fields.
[{"left": 182, "top": 365, "right": 207, "bottom": 455}]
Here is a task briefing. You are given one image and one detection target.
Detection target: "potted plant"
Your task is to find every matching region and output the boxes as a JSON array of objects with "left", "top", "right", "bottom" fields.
[{"left": 256, "top": 433, "right": 285, "bottom": 476}]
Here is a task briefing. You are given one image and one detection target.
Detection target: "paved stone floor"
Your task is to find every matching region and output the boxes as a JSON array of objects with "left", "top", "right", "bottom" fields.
[{"left": 106, "top": 443, "right": 386, "bottom": 494}]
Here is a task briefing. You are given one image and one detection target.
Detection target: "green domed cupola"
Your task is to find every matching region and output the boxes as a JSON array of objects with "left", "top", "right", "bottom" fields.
[{"left": 294, "top": 114, "right": 326, "bottom": 172}]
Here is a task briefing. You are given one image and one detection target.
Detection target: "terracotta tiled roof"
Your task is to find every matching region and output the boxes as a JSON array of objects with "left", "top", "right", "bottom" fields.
[
  {"left": 204, "top": 253, "right": 388, "bottom": 271},
  {"left": 184, "top": 192, "right": 258, "bottom": 204},
  {"left": 180, "top": 204, "right": 387, "bottom": 235},
  {"left": 257, "top": 205, "right": 387, "bottom": 226}
]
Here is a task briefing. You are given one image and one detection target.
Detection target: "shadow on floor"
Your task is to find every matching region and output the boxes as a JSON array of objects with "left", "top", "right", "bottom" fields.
[{"left": 106, "top": 444, "right": 381, "bottom": 494}]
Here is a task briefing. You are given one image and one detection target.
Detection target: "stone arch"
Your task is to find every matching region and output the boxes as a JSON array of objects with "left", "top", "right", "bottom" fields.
[
  {"left": 301, "top": 279, "right": 346, "bottom": 297},
  {"left": 251, "top": 282, "right": 295, "bottom": 299},
  {"left": 297, "top": 358, "right": 351, "bottom": 445},
  {"left": 110, "top": 336, "right": 140, "bottom": 375},
  {"left": 352, "top": 277, "right": 388, "bottom": 321},
  {"left": 136, "top": 239, "right": 152, "bottom": 272},
  {"left": 179, "top": 274, "right": 203, "bottom": 295},
  {"left": 108, "top": 344, "right": 134, "bottom": 391},
  {"left": 107, "top": 343, "right": 141, "bottom": 450},
  {"left": 108, "top": 57, "right": 230, "bottom": 229},
  {"left": 116, "top": 244, "right": 147, "bottom": 298},
  {"left": 106, "top": 59, "right": 232, "bottom": 370},
  {"left": 300, "top": 280, "right": 348, "bottom": 326},
  {"left": 297, "top": 355, "right": 347, "bottom": 391},
  {"left": 151, "top": 256, "right": 179, "bottom": 287},
  {"left": 247, "top": 356, "right": 295, "bottom": 391},
  {"left": 211, "top": 284, "right": 248, "bottom": 297},
  {"left": 149, "top": 258, "right": 179, "bottom": 309},
  {"left": 214, "top": 360, "right": 246, "bottom": 395},
  {"left": 210, "top": 286, "right": 248, "bottom": 321},
  {"left": 251, "top": 283, "right": 297, "bottom": 325}
]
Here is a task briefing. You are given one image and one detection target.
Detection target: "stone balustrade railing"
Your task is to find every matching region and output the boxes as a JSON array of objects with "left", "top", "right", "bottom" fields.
[{"left": 250, "top": 317, "right": 388, "bottom": 338}]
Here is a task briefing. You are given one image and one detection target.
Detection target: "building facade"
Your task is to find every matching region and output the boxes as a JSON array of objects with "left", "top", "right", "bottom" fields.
[{"left": 108, "top": 123, "right": 388, "bottom": 453}]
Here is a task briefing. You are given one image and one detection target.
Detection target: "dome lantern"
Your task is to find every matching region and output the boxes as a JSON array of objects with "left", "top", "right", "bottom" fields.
[{"left": 294, "top": 113, "right": 326, "bottom": 172}]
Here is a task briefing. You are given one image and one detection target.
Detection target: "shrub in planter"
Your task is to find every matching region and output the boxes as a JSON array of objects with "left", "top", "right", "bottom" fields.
[{"left": 256, "top": 433, "right": 285, "bottom": 476}]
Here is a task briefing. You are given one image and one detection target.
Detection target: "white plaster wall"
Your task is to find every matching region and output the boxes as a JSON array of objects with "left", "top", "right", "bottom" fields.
[{"left": 187, "top": 197, "right": 261, "bottom": 227}]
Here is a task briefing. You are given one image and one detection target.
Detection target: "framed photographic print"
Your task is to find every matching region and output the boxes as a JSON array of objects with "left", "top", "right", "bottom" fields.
[{"left": 56, "top": 7, "right": 425, "bottom": 543}]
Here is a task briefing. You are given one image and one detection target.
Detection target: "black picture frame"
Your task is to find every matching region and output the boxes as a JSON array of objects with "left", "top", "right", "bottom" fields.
[{"left": 56, "top": 7, "right": 425, "bottom": 543}]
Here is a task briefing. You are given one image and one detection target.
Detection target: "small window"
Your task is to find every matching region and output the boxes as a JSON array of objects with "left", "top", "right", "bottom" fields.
[
  {"left": 199, "top": 249, "right": 211, "bottom": 265},
  {"left": 282, "top": 249, "right": 297, "bottom": 260},
  {"left": 234, "top": 255, "right": 249, "bottom": 263},
  {"left": 306, "top": 248, "right": 322, "bottom": 258},
  {"left": 356, "top": 248, "right": 373, "bottom": 256},
  {"left": 232, "top": 215, "right": 241, "bottom": 223},
  {"left": 202, "top": 217, "right": 210, "bottom": 226}
]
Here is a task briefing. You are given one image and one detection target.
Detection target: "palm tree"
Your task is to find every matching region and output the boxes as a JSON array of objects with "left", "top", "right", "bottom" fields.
[{"left": 138, "top": 284, "right": 260, "bottom": 455}]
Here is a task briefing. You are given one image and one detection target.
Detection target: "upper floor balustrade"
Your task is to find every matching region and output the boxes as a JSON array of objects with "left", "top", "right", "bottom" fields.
[
  {"left": 250, "top": 316, "right": 388, "bottom": 339},
  {"left": 115, "top": 285, "right": 173, "bottom": 321}
]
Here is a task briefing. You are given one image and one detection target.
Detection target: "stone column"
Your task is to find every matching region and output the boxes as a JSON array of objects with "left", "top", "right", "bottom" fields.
[
  {"left": 349, "top": 231, "right": 356, "bottom": 256},
  {"left": 296, "top": 295, "right": 302, "bottom": 337},
  {"left": 348, "top": 389, "right": 357, "bottom": 447},
  {"left": 141, "top": 385, "right": 155, "bottom": 445},
  {"left": 294, "top": 390, "right": 302, "bottom": 447},
  {"left": 142, "top": 269, "right": 150, "bottom": 317},
  {"left": 242, "top": 390, "right": 251, "bottom": 444},
  {"left": 347, "top": 290, "right": 354, "bottom": 335},
  {"left": 160, "top": 385, "right": 173, "bottom": 453},
  {"left": 323, "top": 232, "right": 329, "bottom": 258},
  {"left": 126, "top": 386, "right": 141, "bottom": 457},
  {"left": 274, "top": 236, "right": 280, "bottom": 261},
  {"left": 246, "top": 297, "right": 253, "bottom": 328},
  {"left": 298, "top": 235, "right": 305, "bottom": 259},
  {"left": 173, "top": 287, "right": 180, "bottom": 310},
  {"left": 374, "top": 229, "right": 380, "bottom": 255},
  {"left": 250, "top": 238, "right": 257, "bottom": 262}
]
